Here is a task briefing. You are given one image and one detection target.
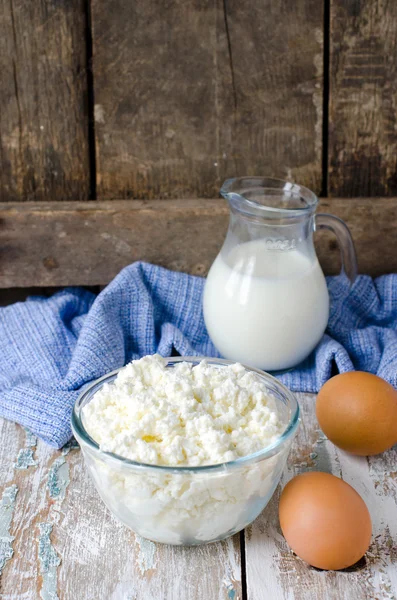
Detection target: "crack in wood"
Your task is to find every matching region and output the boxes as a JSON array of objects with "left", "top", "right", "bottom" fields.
[
  {"left": 8, "top": 0, "right": 18, "bottom": 49},
  {"left": 84, "top": 0, "right": 97, "bottom": 201},
  {"left": 222, "top": 0, "right": 237, "bottom": 111},
  {"left": 9, "top": 0, "right": 23, "bottom": 166},
  {"left": 11, "top": 60, "right": 23, "bottom": 166}
]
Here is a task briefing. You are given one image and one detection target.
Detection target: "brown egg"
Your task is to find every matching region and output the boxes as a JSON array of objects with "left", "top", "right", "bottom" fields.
[
  {"left": 279, "top": 472, "right": 372, "bottom": 570},
  {"left": 316, "top": 372, "right": 397, "bottom": 456}
]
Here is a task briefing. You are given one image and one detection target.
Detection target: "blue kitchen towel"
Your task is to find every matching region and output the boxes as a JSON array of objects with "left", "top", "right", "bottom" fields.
[{"left": 0, "top": 262, "right": 396, "bottom": 448}]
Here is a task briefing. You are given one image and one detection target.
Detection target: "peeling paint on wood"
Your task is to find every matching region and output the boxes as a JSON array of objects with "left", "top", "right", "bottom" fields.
[
  {"left": 135, "top": 535, "right": 157, "bottom": 575},
  {"left": 1, "top": 418, "right": 243, "bottom": 599},
  {"left": 24, "top": 428, "right": 37, "bottom": 448},
  {"left": 38, "top": 523, "right": 61, "bottom": 600},
  {"left": 15, "top": 448, "right": 38, "bottom": 470},
  {"left": 226, "top": 582, "right": 237, "bottom": 599},
  {"left": 56, "top": 453, "right": 242, "bottom": 599},
  {"left": 47, "top": 458, "right": 70, "bottom": 501},
  {"left": 1, "top": 396, "right": 397, "bottom": 598},
  {"left": 0, "top": 484, "right": 18, "bottom": 576},
  {"left": 14, "top": 428, "right": 38, "bottom": 470}
]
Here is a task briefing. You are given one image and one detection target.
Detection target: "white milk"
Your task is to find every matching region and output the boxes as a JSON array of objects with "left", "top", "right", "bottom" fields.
[{"left": 203, "top": 240, "right": 329, "bottom": 371}]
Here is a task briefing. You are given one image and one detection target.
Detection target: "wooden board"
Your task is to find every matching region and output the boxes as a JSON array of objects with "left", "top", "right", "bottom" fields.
[
  {"left": 0, "top": 419, "right": 241, "bottom": 599},
  {"left": 92, "top": 0, "right": 323, "bottom": 199},
  {"left": 0, "top": 0, "right": 89, "bottom": 201},
  {"left": 1, "top": 395, "right": 396, "bottom": 598},
  {"left": 245, "top": 394, "right": 397, "bottom": 599},
  {"left": 0, "top": 197, "right": 395, "bottom": 288},
  {"left": 329, "top": 0, "right": 397, "bottom": 196}
]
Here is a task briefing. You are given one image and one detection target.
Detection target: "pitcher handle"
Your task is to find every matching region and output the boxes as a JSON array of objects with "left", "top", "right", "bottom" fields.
[{"left": 315, "top": 214, "right": 358, "bottom": 286}]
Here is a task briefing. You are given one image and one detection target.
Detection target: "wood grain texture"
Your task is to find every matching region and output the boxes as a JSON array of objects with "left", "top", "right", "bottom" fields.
[
  {"left": 0, "top": 0, "right": 89, "bottom": 201},
  {"left": 92, "top": 0, "right": 323, "bottom": 199},
  {"left": 1, "top": 397, "right": 397, "bottom": 598},
  {"left": 329, "top": 0, "right": 397, "bottom": 196},
  {"left": 0, "top": 197, "right": 395, "bottom": 288},
  {"left": 0, "top": 419, "right": 242, "bottom": 600},
  {"left": 245, "top": 393, "right": 397, "bottom": 600}
]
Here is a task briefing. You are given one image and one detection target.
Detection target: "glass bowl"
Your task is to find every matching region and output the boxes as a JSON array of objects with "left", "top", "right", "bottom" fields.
[{"left": 71, "top": 357, "right": 300, "bottom": 546}]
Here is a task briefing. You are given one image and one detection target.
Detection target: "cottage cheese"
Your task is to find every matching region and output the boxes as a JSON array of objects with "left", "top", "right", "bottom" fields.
[
  {"left": 83, "top": 354, "right": 283, "bottom": 466},
  {"left": 80, "top": 355, "right": 292, "bottom": 544}
]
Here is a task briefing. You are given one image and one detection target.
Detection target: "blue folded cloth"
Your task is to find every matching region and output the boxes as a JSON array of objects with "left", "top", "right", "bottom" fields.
[{"left": 0, "top": 262, "right": 396, "bottom": 448}]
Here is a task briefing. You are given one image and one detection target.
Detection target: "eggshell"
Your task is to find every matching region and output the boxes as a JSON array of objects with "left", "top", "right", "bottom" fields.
[
  {"left": 316, "top": 372, "right": 397, "bottom": 456},
  {"left": 279, "top": 472, "right": 372, "bottom": 571}
]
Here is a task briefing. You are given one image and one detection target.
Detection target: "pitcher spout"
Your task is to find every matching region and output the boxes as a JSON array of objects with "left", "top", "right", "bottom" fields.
[{"left": 220, "top": 177, "right": 318, "bottom": 220}]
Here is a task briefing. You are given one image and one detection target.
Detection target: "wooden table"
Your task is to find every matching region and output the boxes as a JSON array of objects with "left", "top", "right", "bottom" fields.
[{"left": 1, "top": 394, "right": 396, "bottom": 600}]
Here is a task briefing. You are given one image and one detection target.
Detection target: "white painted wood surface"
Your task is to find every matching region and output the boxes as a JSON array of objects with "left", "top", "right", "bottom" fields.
[
  {"left": 246, "top": 394, "right": 397, "bottom": 600},
  {"left": 0, "top": 394, "right": 396, "bottom": 599}
]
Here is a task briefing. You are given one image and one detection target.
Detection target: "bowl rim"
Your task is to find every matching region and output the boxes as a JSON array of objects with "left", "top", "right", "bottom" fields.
[{"left": 71, "top": 356, "right": 300, "bottom": 474}]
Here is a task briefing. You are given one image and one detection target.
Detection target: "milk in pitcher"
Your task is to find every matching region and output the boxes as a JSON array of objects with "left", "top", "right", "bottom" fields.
[{"left": 203, "top": 239, "right": 329, "bottom": 371}]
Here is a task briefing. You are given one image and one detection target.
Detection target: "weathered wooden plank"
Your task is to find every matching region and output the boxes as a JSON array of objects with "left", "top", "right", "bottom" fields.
[
  {"left": 0, "top": 0, "right": 89, "bottom": 201},
  {"left": 92, "top": 0, "right": 323, "bottom": 199},
  {"left": 245, "top": 393, "right": 397, "bottom": 600},
  {"left": 0, "top": 419, "right": 242, "bottom": 600},
  {"left": 0, "top": 420, "right": 55, "bottom": 599},
  {"left": 2, "top": 397, "right": 397, "bottom": 598},
  {"left": 0, "top": 197, "right": 395, "bottom": 288},
  {"left": 58, "top": 457, "right": 242, "bottom": 600},
  {"left": 222, "top": 0, "right": 324, "bottom": 193},
  {"left": 329, "top": 0, "right": 397, "bottom": 196}
]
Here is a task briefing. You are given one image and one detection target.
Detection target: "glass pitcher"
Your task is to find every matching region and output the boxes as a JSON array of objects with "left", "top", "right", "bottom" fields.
[{"left": 203, "top": 177, "right": 357, "bottom": 371}]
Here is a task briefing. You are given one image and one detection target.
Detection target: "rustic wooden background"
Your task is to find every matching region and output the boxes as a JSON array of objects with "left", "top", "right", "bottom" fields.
[
  {"left": 1, "top": 3, "right": 397, "bottom": 598},
  {"left": 0, "top": 0, "right": 396, "bottom": 288}
]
